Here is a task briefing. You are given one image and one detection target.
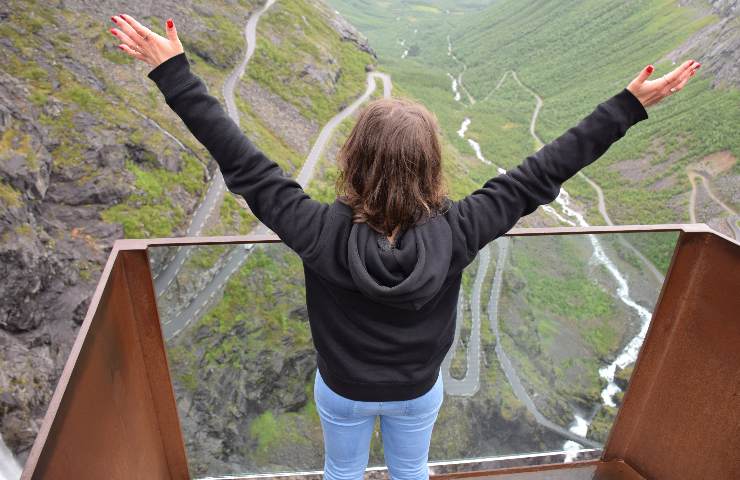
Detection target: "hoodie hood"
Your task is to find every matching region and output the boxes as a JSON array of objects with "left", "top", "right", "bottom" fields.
[{"left": 348, "top": 215, "right": 453, "bottom": 311}]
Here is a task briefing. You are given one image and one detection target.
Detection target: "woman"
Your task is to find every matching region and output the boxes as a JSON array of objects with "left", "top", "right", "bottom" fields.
[{"left": 109, "top": 14, "right": 699, "bottom": 480}]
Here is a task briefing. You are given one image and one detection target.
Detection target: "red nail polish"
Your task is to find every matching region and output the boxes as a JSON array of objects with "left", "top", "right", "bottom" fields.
[
  {"left": 696, "top": 63, "right": 701, "bottom": 68},
  {"left": 167, "top": 19, "right": 173, "bottom": 28},
  {"left": 118, "top": 45, "right": 125, "bottom": 50},
  {"left": 111, "top": 16, "right": 117, "bottom": 23},
  {"left": 646, "top": 65, "right": 654, "bottom": 74},
  {"left": 110, "top": 28, "right": 117, "bottom": 35}
]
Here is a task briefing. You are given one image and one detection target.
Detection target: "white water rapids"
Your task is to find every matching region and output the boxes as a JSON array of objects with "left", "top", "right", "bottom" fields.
[
  {"left": 398, "top": 38, "right": 408, "bottom": 59},
  {"left": 563, "top": 415, "right": 590, "bottom": 462},
  {"left": 0, "top": 435, "right": 21, "bottom": 480},
  {"left": 447, "top": 73, "right": 461, "bottom": 101},
  {"left": 548, "top": 188, "right": 654, "bottom": 410}
]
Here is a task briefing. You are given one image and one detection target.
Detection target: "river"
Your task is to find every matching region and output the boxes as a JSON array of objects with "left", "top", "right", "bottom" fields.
[{"left": 446, "top": 41, "right": 655, "bottom": 460}]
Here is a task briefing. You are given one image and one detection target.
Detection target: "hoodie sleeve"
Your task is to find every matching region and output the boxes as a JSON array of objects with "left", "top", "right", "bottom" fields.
[
  {"left": 451, "top": 87, "right": 648, "bottom": 259},
  {"left": 147, "top": 52, "right": 330, "bottom": 262}
]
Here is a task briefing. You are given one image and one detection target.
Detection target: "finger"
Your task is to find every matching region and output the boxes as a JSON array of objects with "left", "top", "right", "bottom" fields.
[
  {"left": 670, "top": 61, "right": 694, "bottom": 84},
  {"left": 667, "top": 61, "right": 700, "bottom": 94},
  {"left": 165, "top": 18, "right": 179, "bottom": 43},
  {"left": 635, "top": 64, "right": 654, "bottom": 84},
  {"left": 673, "top": 75, "right": 690, "bottom": 92},
  {"left": 673, "top": 68, "right": 696, "bottom": 92},
  {"left": 110, "top": 28, "right": 141, "bottom": 52},
  {"left": 119, "top": 13, "right": 156, "bottom": 43},
  {"left": 118, "top": 44, "right": 146, "bottom": 61},
  {"left": 112, "top": 15, "right": 145, "bottom": 49},
  {"left": 664, "top": 59, "right": 695, "bottom": 84}
]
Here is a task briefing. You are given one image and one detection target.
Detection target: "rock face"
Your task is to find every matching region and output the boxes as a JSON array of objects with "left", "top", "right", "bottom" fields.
[
  {"left": 0, "top": 331, "right": 55, "bottom": 455},
  {"left": 0, "top": 0, "right": 240, "bottom": 462},
  {"left": 320, "top": 1, "right": 376, "bottom": 57},
  {"left": 0, "top": 0, "right": 375, "bottom": 466},
  {"left": 669, "top": 0, "right": 740, "bottom": 87},
  {"left": 0, "top": 71, "right": 114, "bottom": 336}
]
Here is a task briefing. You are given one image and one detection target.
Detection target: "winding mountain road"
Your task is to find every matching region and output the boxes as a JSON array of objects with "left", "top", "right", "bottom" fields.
[
  {"left": 154, "top": 0, "right": 277, "bottom": 296},
  {"left": 481, "top": 71, "right": 511, "bottom": 102},
  {"left": 163, "top": 71, "right": 394, "bottom": 339},
  {"left": 487, "top": 237, "right": 601, "bottom": 449},
  {"left": 687, "top": 168, "right": 739, "bottom": 239},
  {"left": 442, "top": 41, "right": 604, "bottom": 448},
  {"left": 441, "top": 245, "right": 489, "bottom": 396}
]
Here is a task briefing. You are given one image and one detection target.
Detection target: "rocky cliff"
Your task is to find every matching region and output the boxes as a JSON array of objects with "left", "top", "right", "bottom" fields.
[
  {"left": 671, "top": 0, "right": 739, "bottom": 87},
  {"left": 0, "top": 0, "right": 373, "bottom": 465}
]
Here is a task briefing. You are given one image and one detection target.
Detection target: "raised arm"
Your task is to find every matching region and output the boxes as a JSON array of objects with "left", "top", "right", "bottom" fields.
[
  {"left": 451, "top": 61, "right": 700, "bottom": 259},
  {"left": 109, "top": 15, "right": 329, "bottom": 261}
]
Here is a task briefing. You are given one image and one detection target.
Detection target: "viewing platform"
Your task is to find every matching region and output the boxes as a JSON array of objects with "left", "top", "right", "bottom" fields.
[{"left": 17, "top": 224, "right": 740, "bottom": 480}]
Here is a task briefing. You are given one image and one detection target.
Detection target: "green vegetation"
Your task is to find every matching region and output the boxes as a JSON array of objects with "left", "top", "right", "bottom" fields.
[
  {"left": 0, "top": 128, "right": 38, "bottom": 171},
  {"left": 501, "top": 234, "right": 634, "bottom": 419},
  {"left": 249, "top": 391, "right": 321, "bottom": 464},
  {"left": 59, "top": 84, "right": 107, "bottom": 112},
  {"left": 0, "top": 3, "right": 217, "bottom": 240},
  {"left": 184, "top": 13, "right": 248, "bottom": 68},
  {"left": 514, "top": 251, "right": 615, "bottom": 323},
  {"left": 249, "top": 0, "right": 374, "bottom": 124},
  {"left": 101, "top": 154, "right": 203, "bottom": 238},
  {"left": 330, "top": 0, "right": 738, "bottom": 267},
  {"left": 0, "top": 182, "right": 22, "bottom": 209},
  {"left": 235, "top": 96, "right": 304, "bottom": 174}
]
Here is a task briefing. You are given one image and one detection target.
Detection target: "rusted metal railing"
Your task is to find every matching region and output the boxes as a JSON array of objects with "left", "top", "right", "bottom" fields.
[{"left": 20, "top": 224, "right": 740, "bottom": 480}]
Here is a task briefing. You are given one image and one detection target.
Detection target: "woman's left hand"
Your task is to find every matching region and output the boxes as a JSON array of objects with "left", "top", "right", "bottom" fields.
[
  {"left": 109, "top": 14, "right": 183, "bottom": 68},
  {"left": 626, "top": 60, "right": 701, "bottom": 108}
]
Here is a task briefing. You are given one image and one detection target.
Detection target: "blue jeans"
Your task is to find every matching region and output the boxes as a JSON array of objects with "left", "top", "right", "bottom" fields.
[{"left": 313, "top": 369, "right": 444, "bottom": 480}]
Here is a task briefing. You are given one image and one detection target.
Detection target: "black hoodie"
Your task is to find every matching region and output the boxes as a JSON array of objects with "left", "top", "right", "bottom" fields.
[{"left": 148, "top": 53, "right": 648, "bottom": 401}]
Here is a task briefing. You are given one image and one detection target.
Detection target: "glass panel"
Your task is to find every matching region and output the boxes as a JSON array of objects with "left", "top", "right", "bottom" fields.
[{"left": 149, "top": 230, "right": 678, "bottom": 478}]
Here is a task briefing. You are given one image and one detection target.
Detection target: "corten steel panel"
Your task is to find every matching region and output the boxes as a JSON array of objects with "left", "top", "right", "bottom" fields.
[
  {"left": 21, "top": 249, "right": 189, "bottom": 479},
  {"left": 603, "top": 231, "right": 740, "bottom": 479}
]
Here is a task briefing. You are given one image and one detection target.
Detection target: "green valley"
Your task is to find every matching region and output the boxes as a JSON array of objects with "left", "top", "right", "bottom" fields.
[{"left": 2, "top": 0, "right": 737, "bottom": 476}]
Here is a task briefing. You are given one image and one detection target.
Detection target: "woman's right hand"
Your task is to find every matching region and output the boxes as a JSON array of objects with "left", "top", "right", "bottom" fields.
[
  {"left": 627, "top": 60, "right": 701, "bottom": 108},
  {"left": 109, "top": 14, "right": 184, "bottom": 69}
]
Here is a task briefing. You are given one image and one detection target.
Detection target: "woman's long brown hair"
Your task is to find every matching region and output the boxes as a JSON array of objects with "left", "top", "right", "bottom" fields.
[{"left": 335, "top": 97, "right": 449, "bottom": 237}]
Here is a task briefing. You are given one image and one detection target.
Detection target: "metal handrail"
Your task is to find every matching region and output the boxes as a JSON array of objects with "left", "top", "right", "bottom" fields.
[{"left": 117, "top": 223, "right": 734, "bottom": 251}]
